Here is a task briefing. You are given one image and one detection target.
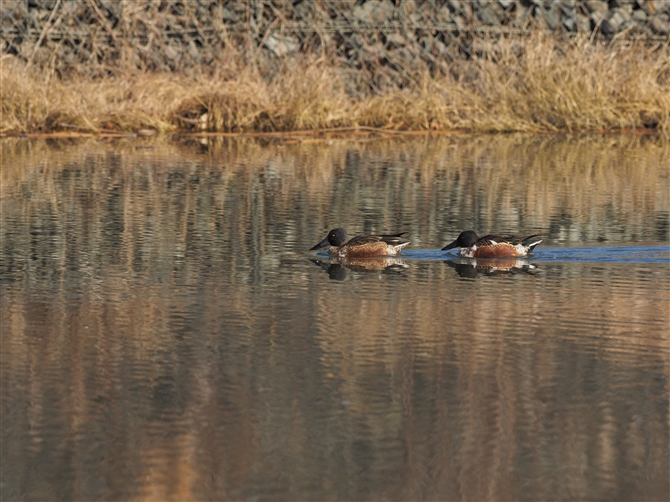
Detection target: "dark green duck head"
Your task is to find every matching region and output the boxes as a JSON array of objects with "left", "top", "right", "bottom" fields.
[{"left": 310, "top": 228, "right": 348, "bottom": 251}]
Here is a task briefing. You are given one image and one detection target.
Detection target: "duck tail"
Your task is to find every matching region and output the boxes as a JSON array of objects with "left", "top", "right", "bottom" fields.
[
  {"left": 526, "top": 239, "right": 543, "bottom": 251},
  {"left": 381, "top": 232, "right": 410, "bottom": 246}
]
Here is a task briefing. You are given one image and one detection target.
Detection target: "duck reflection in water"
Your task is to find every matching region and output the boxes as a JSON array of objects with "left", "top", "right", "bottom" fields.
[
  {"left": 310, "top": 256, "right": 409, "bottom": 281},
  {"left": 446, "top": 257, "right": 539, "bottom": 278}
]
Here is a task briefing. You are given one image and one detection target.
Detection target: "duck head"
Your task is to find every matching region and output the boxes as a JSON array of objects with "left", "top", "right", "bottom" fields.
[
  {"left": 310, "top": 228, "right": 348, "bottom": 250},
  {"left": 441, "top": 230, "right": 479, "bottom": 251}
]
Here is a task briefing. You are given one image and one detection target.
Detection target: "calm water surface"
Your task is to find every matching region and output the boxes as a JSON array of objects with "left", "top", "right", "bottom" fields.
[{"left": 1, "top": 135, "right": 668, "bottom": 501}]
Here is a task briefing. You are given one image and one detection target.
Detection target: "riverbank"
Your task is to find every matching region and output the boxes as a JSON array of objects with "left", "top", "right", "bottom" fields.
[{"left": 2, "top": 34, "right": 668, "bottom": 135}]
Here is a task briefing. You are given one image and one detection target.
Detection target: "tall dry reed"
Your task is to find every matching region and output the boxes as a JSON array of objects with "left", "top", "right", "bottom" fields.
[{"left": 2, "top": 34, "right": 668, "bottom": 134}]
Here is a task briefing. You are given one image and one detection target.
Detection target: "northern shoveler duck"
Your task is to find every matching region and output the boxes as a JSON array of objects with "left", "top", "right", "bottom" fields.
[
  {"left": 310, "top": 228, "right": 410, "bottom": 258},
  {"left": 441, "top": 230, "right": 542, "bottom": 258}
]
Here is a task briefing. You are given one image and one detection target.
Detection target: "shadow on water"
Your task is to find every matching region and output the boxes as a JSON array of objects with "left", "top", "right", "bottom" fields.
[{"left": 1, "top": 135, "right": 668, "bottom": 501}]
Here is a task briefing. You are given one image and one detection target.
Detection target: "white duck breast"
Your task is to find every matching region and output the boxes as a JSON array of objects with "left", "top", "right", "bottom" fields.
[{"left": 460, "top": 245, "right": 477, "bottom": 258}]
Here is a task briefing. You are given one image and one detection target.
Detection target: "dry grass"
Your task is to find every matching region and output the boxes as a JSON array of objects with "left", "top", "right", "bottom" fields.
[{"left": 2, "top": 34, "right": 669, "bottom": 134}]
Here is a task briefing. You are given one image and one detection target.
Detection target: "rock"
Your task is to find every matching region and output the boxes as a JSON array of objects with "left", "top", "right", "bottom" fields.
[
  {"left": 560, "top": 0, "right": 576, "bottom": 18},
  {"left": 447, "top": 0, "right": 463, "bottom": 13},
  {"left": 632, "top": 9, "right": 648, "bottom": 22},
  {"left": 476, "top": 1, "right": 502, "bottom": 24},
  {"left": 589, "top": 7, "right": 609, "bottom": 29},
  {"left": 600, "top": 19, "right": 615, "bottom": 35},
  {"left": 562, "top": 13, "right": 577, "bottom": 32},
  {"left": 542, "top": 4, "right": 560, "bottom": 30},
  {"left": 408, "top": 10, "right": 424, "bottom": 26},
  {"left": 434, "top": 5, "right": 450, "bottom": 24},
  {"left": 164, "top": 45, "right": 179, "bottom": 61},
  {"left": 646, "top": 1, "right": 670, "bottom": 15},
  {"left": 585, "top": 0, "right": 609, "bottom": 15},
  {"left": 454, "top": 15, "right": 468, "bottom": 32},
  {"left": 619, "top": 2, "right": 634, "bottom": 14},
  {"left": 291, "top": 2, "right": 314, "bottom": 20},
  {"left": 385, "top": 33, "right": 405, "bottom": 50},
  {"left": 651, "top": 12, "right": 670, "bottom": 34},
  {"left": 220, "top": 7, "right": 239, "bottom": 22},
  {"left": 428, "top": 38, "right": 449, "bottom": 57},
  {"left": 577, "top": 12, "right": 592, "bottom": 32},
  {"left": 187, "top": 41, "right": 199, "bottom": 58},
  {"left": 515, "top": 4, "right": 533, "bottom": 28},
  {"left": 394, "top": 2, "right": 409, "bottom": 22},
  {"left": 604, "top": 7, "right": 632, "bottom": 34},
  {"left": 265, "top": 33, "right": 298, "bottom": 57},
  {"left": 462, "top": 2, "right": 474, "bottom": 21},
  {"left": 353, "top": 0, "right": 395, "bottom": 24}
]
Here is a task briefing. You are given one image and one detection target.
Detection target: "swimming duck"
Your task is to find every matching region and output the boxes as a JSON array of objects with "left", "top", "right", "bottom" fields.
[
  {"left": 441, "top": 230, "right": 542, "bottom": 258},
  {"left": 310, "top": 228, "right": 410, "bottom": 258}
]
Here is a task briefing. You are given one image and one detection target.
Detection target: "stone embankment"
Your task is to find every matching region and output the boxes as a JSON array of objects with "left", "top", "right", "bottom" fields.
[
  {"left": 343, "top": 0, "right": 670, "bottom": 38},
  {"left": 2, "top": 0, "right": 668, "bottom": 76}
]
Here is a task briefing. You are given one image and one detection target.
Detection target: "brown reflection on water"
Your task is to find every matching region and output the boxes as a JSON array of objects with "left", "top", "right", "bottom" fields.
[
  {"left": 1, "top": 136, "right": 668, "bottom": 501},
  {"left": 310, "top": 256, "right": 409, "bottom": 280},
  {"left": 445, "top": 257, "right": 539, "bottom": 277},
  {"left": 313, "top": 262, "right": 668, "bottom": 500},
  {"left": 3, "top": 262, "right": 667, "bottom": 500},
  {"left": 2, "top": 134, "right": 668, "bottom": 251}
]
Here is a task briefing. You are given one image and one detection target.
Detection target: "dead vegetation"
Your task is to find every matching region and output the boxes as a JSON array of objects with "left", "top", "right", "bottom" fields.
[{"left": 2, "top": 34, "right": 669, "bottom": 135}]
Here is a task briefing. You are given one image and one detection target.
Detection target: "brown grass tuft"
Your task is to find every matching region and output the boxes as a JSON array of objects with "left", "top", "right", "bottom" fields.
[{"left": 2, "top": 34, "right": 668, "bottom": 134}]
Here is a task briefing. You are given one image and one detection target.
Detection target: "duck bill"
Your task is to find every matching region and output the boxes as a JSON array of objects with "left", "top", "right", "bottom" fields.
[
  {"left": 310, "top": 237, "right": 330, "bottom": 251},
  {"left": 441, "top": 240, "right": 459, "bottom": 251}
]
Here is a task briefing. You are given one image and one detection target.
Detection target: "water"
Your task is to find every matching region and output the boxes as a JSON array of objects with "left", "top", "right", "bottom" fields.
[{"left": 1, "top": 135, "right": 668, "bottom": 501}]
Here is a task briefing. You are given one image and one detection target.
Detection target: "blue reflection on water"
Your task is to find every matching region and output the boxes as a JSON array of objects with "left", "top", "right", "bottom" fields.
[{"left": 401, "top": 245, "right": 670, "bottom": 264}]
